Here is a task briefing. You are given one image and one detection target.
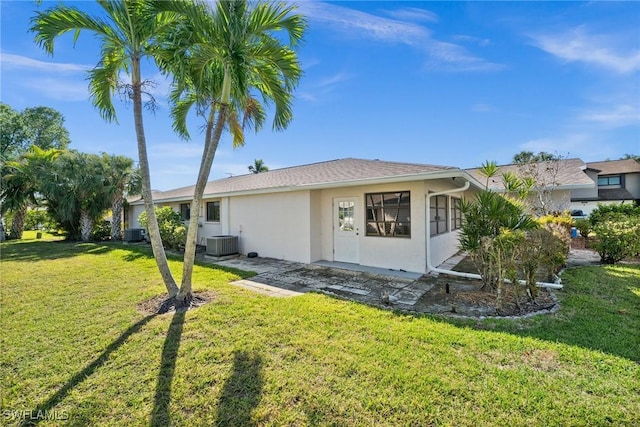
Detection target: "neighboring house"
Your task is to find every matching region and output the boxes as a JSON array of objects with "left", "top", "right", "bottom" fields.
[
  {"left": 570, "top": 159, "right": 640, "bottom": 216},
  {"left": 466, "top": 158, "right": 595, "bottom": 214},
  {"left": 127, "top": 158, "right": 484, "bottom": 274}
]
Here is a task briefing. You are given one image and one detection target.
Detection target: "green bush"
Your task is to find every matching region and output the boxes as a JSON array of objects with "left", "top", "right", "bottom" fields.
[
  {"left": 516, "top": 229, "right": 567, "bottom": 298},
  {"left": 538, "top": 212, "right": 573, "bottom": 233},
  {"left": 91, "top": 220, "right": 112, "bottom": 241},
  {"left": 573, "top": 218, "right": 592, "bottom": 238},
  {"left": 591, "top": 217, "right": 640, "bottom": 264},
  {"left": 138, "top": 207, "right": 187, "bottom": 251},
  {"left": 24, "top": 208, "right": 55, "bottom": 230},
  {"left": 589, "top": 204, "right": 640, "bottom": 226}
]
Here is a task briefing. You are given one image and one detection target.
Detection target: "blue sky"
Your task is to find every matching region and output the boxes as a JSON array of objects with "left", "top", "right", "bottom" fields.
[{"left": 1, "top": 1, "right": 639, "bottom": 190}]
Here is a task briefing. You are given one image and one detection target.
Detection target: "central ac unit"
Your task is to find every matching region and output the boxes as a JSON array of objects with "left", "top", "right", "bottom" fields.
[{"left": 206, "top": 235, "right": 238, "bottom": 256}]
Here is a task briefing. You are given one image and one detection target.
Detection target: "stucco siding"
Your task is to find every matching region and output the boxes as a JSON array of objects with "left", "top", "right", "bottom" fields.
[
  {"left": 228, "top": 191, "right": 312, "bottom": 263},
  {"left": 127, "top": 204, "right": 146, "bottom": 229},
  {"left": 626, "top": 173, "right": 640, "bottom": 198},
  {"left": 319, "top": 181, "right": 427, "bottom": 273}
]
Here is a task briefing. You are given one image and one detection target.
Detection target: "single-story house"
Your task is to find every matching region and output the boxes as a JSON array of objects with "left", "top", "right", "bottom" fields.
[
  {"left": 570, "top": 159, "right": 640, "bottom": 215},
  {"left": 466, "top": 158, "right": 596, "bottom": 214},
  {"left": 126, "top": 158, "right": 485, "bottom": 275}
]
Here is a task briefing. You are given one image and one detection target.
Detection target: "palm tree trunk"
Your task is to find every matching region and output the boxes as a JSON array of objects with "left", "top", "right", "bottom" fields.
[
  {"left": 10, "top": 204, "right": 27, "bottom": 240},
  {"left": 132, "top": 56, "right": 178, "bottom": 297},
  {"left": 111, "top": 193, "right": 123, "bottom": 241},
  {"left": 178, "top": 104, "right": 228, "bottom": 304},
  {"left": 80, "top": 210, "right": 93, "bottom": 242}
]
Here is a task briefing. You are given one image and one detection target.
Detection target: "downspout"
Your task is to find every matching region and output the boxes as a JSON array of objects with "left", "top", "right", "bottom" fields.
[{"left": 425, "top": 180, "right": 563, "bottom": 290}]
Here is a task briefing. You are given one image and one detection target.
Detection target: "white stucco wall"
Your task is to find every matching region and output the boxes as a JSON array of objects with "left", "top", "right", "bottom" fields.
[
  {"left": 570, "top": 200, "right": 632, "bottom": 216},
  {"left": 127, "top": 204, "right": 146, "bottom": 229},
  {"left": 571, "top": 170, "right": 598, "bottom": 200},
  {"left": 227, "top": 191, "right": 313, "bottom": 263},
  {"left": 317, "top": 179, "right": 471, "bottom": 274},
  {"left": 129, "top": 177, "right": 474, "bottom": 273},
  {"left": 318, "top": 181, "right": 426, "bottom": 273},
  {"left": 625, "top": 173, "right": 640, "bottom": 198}
]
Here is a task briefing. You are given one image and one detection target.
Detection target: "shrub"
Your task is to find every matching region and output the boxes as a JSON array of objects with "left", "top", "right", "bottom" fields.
[
  {"left": 517, "top": 228, "right": 566, "bottom": 299},
  {"left": 24, "top": 208, "right": 55, "bottom": 231},
  {"left": 138, "top": 207, "right": 187, "bottom": 251},
  {"left": 573, "top": 218, "right": 592, "bottom": 238},
  {"left": 591, "top": 217, "right": 640, "bottom": 264},
  {"left": 589, "top": 204, "right": 640, "bottom": 226},
  {"left": 91, "top": 220, "right": 112, "bottom": 241},
  {"left": 538, "top": 212, "right": 573, "bottom": 233}
]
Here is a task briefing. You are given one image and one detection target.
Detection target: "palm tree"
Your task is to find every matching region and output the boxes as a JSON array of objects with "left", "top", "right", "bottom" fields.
[
  {"left": 38, "top": 151, "right": 112, "bottom": 242},
  {"left": 155, "top": 0, "right": 305, "bottom": 304},
  {"left": 248, "top": 159, "right": 269, "bottom": 174},
  {"left": 1, "top": 147, "right": 60, "bottom": 239},
  {"left": 31, "top": 0, "right": 180, "bottom": 295},
  {"left": 102, "top": 153, "right": 139, "bottom": 241}
]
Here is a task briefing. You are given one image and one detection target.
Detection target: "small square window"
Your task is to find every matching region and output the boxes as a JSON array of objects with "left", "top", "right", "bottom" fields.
[{"left": 365, "top": 191, "right": 410, "bottom": 237}]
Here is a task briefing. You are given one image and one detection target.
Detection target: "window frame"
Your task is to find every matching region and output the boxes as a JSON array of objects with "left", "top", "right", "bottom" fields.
[
  {"left": 597, "top": 175, "right": 621, "bottom": 186},
  {"left": 365, "top": 191, "right": 411, "bottom": 238},
  {"left": 451, "top": 196, "right": 463, "bottom": 231},
  {"left": 430, "top": 194, "right": 448, "bottom": 236},
  {"left": 179, "top": 203, "right": 190, "bottom": 221},
  {"left": 206, "top": 201, "right": 220, "bottom": 223}
]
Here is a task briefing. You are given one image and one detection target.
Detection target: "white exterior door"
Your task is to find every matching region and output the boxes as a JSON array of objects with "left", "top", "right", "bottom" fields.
[{"left": 333, "top": 198, "right": 359, "bottom": 263}]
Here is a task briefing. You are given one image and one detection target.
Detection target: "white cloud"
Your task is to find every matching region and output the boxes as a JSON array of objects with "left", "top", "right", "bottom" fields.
[
  {"left": 384, "top": 7, "right": 439, "bottom": 24},
  {"left": 518, "top": 132, "right": 628, "bottom": 162},
  {"left": 298, "top": 71, "right": 353, "bottom": 103},
  {"left": 298, "top": 1, "right": 502, "bottom": 72},
  {"left": 580, "top": 104, "right": 639, "bottom": 128},
  {"left": 453, "top": 35, "right": 490, "bottom": 47},
  {"left": 530, "top": 26, "right": 640, "bottom": 74},
  {"left": 520, "top": 133, "right": 588, "bottom": 156},
  {"left": 298, "top": 1, "right": 429, "bottom": 46},
  {"left": 23, "top": 77, "right": 89, "bottom": 101},
  {"left": 0, "top": 52, "right": 90, "bottom": 73}
]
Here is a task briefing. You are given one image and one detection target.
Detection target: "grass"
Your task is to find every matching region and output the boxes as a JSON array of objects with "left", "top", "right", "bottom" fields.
[{"left": 1, "top": 232, "right": 639, "bottom": 426}]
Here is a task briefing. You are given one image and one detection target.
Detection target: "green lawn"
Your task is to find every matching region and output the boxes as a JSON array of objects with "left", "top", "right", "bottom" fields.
[{"left": 2, "top": 233, "right": 639, "bottom": 426}]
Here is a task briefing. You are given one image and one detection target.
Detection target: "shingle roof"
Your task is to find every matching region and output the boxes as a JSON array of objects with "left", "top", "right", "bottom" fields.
[
  {"left": 587, "top": 159, "right": 640, "bottom": 175},
  {"left": 140, "top": 158, "right": 466, "bottom": 203},
  {"left": 466, "top": 158, "right": 594, "bottom": 191}
]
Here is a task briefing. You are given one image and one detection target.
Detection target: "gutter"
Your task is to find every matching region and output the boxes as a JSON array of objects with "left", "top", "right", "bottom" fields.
[{"left": 425, "top": 181, "right": 563, "bottom": 290}]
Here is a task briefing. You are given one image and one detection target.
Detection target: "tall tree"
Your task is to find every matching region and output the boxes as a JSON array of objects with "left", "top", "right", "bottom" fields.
[
  {"left": 0, "top": 104, "right": 70, "bottom": 162},
  {"left": 31, "top": 0, "right": 180, "bottom": 295},
  {"left": 1, "top": 147, "right": 61, "bottom": 239},
  {"left": 512, "top": 151, "right": 555, "bottom": 164},
  {"left": 0, "top": 103, "right": 26, "bottom": 163},
  {"left": 102, "top": 153, "right": 139, "bottom": 241},
  {"left": 20, "top": 106, "right": 71, "bottom": 151},
  {"left": 157, "top": 0, "right": 306, "bottom": 304},
  {"left": 248, "top": 158, "right": 269, "bottom": 174},
  {"left": 40, "top": 151, "right": 113, "bottom": 242}
]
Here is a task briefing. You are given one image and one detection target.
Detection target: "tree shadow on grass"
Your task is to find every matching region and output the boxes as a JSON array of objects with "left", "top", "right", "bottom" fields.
[
  {"left": 19, "top": 315, "right": 156, "bottom": 427},
  {"left": 151, "top": 311, "right": 185, "bottom": 427},
  {"left": 213, "top": 351, "right": 264, "bottom": 426},
  {"left": 2, "top": 241, "right": 116, "bottom": 263}
]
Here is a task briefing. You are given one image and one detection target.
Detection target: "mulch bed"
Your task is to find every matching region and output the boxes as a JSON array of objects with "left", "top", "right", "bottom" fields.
[
  {"left": 136, "top": 291, "right": 217, "bottom": 315},
  {"left": 452, "top": 285, "right": 556, "bottom": 317}
]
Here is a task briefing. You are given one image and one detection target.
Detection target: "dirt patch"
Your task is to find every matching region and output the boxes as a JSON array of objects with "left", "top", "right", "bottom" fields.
[
  {"left": 414, "top": 276, "right": 557, "bottom": 318},
  {"left": 136, "top": 291, "right": 217, "bottom": 315}
]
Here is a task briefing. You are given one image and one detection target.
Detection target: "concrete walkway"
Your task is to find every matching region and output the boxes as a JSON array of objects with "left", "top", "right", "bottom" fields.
[
  {"left": 203, "top": 248, "right": 602, "bottom": 314},
  {"left": 207, "top": 255, "right": 428, "bottom": 307}
]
